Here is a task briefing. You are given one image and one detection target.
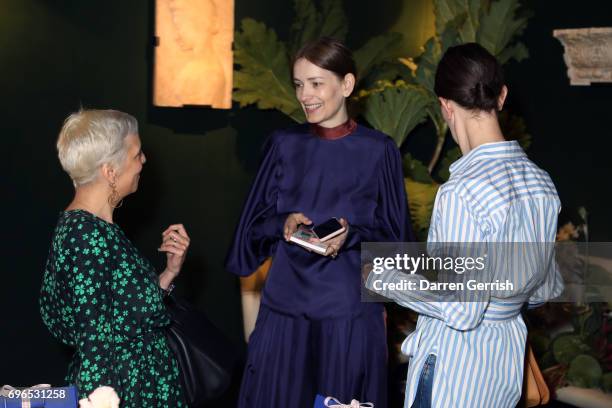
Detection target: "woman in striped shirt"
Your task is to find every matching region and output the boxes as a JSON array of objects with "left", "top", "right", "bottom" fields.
[{"left": 366, "top": 43, "right": 563, "bottom": 407}]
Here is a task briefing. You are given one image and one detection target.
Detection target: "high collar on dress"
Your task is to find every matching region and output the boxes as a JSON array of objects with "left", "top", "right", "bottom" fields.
[
  {"left": 310, "top": 118, "right": 357, "bottom": 140},
  {"left": 449, "top": 140, "right": 526, "bottom": 175}
]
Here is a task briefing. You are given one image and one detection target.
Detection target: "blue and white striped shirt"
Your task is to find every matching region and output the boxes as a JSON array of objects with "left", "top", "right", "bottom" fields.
[{"left": 367, "top": 141, "right": 563, "bottom": 407}]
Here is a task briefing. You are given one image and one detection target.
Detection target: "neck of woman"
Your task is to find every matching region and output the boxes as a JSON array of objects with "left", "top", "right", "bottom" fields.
[
  {"left": 66, "top": 184, "right": 115, "bottom": 224},
  {"left": 457, "top": 113, "right": 506, "bottom": 153},
  {"left": 317, "top": 104, "right": 349, "bottom": 128}
]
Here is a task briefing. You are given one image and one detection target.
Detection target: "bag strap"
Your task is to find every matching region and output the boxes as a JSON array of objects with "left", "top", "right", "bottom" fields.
[
  {"left": 528, "top": 345, "right": 550, "bottom": 404},
  {"left": 524, "top": 344, "right": 550, "bottom": 407}
]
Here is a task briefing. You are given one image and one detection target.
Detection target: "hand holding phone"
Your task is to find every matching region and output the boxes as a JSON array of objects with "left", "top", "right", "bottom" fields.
[{"left": 287, "top": 217, "right": 349, "bottom": 257}]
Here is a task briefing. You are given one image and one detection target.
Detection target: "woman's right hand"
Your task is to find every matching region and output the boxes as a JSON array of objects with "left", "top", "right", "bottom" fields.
[
  {"left": 159, "top": 224, "right": 190, "bottom": 276},
  {"left": 283, "top": 212, "right": 312, "bottom": 241}
]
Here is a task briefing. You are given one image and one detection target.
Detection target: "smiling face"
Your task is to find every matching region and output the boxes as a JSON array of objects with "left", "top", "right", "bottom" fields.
[
  {"left": 292, "top": 58, "right": 354, "bottom": 128},
  {"left": 114, "top": 133, "right": 146, "bottom": 198}
]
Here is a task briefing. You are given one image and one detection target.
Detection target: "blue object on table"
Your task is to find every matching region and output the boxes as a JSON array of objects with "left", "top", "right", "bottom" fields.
[{"left": 0, "top": 385, "right": 78, "bottom": 408}]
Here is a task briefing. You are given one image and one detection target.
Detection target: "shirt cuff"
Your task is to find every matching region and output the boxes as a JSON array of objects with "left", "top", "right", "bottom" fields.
[{"left": 365, "top": 268, "right": 402, "bottom": 296}]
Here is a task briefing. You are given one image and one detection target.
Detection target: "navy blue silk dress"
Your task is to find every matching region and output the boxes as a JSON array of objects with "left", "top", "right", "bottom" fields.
[{"left": 226, "top": 120, "right": 413, "bottom": 407}]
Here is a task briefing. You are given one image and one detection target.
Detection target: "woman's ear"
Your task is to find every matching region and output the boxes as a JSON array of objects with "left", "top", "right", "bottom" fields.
[
  {"left": 342, "top": 73, "right": 356, "bottom": 97},
  {"left": 498, "top": 85, "right": 508, "bottom": 111},
  {"left": 439, "top": 97, "right": 452, "bottom": 121},
  {"left": 101, "top": 163, "right": 116, "bottom": 184}
]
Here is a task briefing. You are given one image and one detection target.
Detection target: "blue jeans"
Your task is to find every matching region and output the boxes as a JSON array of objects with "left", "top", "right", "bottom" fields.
[{"left": 411, "top": 354, "right": 436, "bottom": 408}]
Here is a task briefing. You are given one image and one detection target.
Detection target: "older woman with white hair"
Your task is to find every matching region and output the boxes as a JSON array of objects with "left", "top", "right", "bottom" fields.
[{"left": 40, "top": 109, "right": 189, "bottom": 407}]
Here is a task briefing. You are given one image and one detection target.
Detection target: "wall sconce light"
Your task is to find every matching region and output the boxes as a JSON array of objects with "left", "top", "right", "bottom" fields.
[{"left": 153, "top": 0, "right": 234, "bottom": 108}]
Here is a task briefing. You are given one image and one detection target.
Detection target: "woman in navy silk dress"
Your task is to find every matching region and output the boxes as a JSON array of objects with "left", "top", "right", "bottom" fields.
[{"left": 226, "top": 37, "right": 413, "bottom": 407}]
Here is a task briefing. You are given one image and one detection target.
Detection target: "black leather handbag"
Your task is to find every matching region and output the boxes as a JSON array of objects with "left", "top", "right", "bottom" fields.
[{"left": 164, "top": 292, "right": 237, "bottom": 407}]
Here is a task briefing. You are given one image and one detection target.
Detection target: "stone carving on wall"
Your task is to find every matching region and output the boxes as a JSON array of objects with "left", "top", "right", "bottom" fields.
[
  {"left": 553, "top": 27, "right": 612, "bottom": 86},
  {"left": 154, "top": 0, "right": 234, "bottom": 108}
]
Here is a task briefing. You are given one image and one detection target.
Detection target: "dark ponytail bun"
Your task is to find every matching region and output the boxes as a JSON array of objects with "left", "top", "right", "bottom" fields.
[{"left": 434, "top": 43, "right": 504, "bottom": 112}]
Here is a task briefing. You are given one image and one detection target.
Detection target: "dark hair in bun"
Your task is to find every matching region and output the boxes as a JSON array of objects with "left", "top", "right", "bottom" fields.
[{"left": 434, "top": 43, "right": 504, "bottom": 112}]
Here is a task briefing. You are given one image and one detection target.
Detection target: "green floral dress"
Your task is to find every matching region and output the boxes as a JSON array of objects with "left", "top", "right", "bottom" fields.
[{"left": 40, "top": 209, "right": 186, "bottom": 407}]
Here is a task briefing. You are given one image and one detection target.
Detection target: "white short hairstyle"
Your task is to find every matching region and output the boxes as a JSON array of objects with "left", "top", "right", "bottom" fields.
[{"left": 57, "top": 109, "right": 139, "bottom": 186}]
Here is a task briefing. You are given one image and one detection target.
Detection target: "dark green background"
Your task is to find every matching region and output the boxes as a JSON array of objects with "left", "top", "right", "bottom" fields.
[{"left": 1, "top": 0, "right": 610, "bottom": 403}]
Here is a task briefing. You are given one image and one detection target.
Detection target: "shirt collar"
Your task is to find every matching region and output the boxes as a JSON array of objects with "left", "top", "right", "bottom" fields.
[
  {"left": 449, "top": 140, "right": 526, "bottom": 174},
  {"left": 310, "top": 118, "right": 357, "bottom": 140}
]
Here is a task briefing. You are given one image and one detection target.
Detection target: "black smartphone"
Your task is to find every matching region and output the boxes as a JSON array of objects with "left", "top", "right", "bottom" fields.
[{"left": 313, "top": 218, "right": 345, "bottom": 242}]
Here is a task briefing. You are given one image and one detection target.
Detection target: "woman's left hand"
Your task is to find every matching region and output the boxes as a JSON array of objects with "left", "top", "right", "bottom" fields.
[
  {"left": 159, "top": 224, "right": 190, "bottom": 277},
  {"left": 322, "top": 218, "right": 349, "bottom": 259}
]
